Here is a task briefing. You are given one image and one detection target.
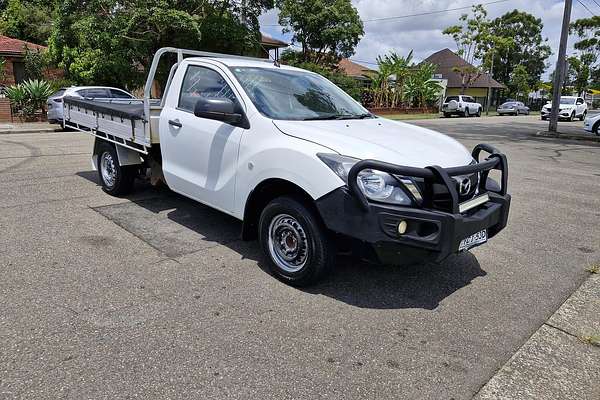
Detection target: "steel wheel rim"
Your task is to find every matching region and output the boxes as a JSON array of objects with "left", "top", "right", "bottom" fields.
[
  {"left": 267, "top": 214, "right": 309, "bottom": 273},
  {"left": 100, "top": 152, "right": 117, "bottom": 188}
]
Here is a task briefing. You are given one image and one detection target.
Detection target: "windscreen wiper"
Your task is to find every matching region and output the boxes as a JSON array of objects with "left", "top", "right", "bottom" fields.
[{"left": 302, "top": 113, "right": 374, "bottom": 121}]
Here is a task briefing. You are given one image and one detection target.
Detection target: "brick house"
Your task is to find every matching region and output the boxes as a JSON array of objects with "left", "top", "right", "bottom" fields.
[
  {"left": 337, "top": 58, "right": 375, "bottom": 87},
  {"left": 0, "top": 35, "right": 63, "bottom": 86}
]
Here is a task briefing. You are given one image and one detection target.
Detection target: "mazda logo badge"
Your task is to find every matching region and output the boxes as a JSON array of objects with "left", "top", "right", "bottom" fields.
[{"left": 459, "top": 178, "right": 471, "bottom": 196}]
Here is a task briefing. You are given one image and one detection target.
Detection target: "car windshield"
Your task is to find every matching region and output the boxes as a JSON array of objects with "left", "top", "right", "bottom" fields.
[
  {"left": 230, "top": 67, "right": 371, "bottom": 121},
  {"left": 445, "top": 96, "right": 459, "bottom": 102},
  {"left": 502, "top": 102, "right": 517, "bottom": 106},
  {"left": 559, "top": 98, "right": 576, "bottom": 104}
]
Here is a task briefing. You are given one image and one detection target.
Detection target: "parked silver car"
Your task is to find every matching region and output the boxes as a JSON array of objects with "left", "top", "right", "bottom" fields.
[
  {"left": 47, "top": 86, "right": 135, "bottom": 124},
  {"left": 497, "top": 101, "right": 530, "bottom": 116}
]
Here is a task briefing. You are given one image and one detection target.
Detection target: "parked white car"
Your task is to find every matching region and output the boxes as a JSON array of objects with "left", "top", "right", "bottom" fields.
[
  {"left": 63, "top": 48, "right": 511, "bottom": 286},
  {"left": 47, "top": 86, "right": 135, "bottom": 124},
  {"left": 441, "top": 95, "right": 483, "bottom": 117},
  {"left": 540, "top": 96, "right": 588, "bottom": 121},
  {"left": 583, "top": 112, "right": 600, "bottom": 135}
]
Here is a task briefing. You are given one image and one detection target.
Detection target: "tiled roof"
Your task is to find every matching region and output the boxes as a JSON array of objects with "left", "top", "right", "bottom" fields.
[
  {"left": 337, "top": 58, "right": 375, "bottom": 78},
  {"left": 0, "top": 35, "right": 46, "bottom": 56},
  {"left": 423, "top": 48, "right": 505, "bottom": 89}
]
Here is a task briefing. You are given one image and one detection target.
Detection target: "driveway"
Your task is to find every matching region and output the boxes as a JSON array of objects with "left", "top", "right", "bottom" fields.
[{"left": 1, "top": 115, "right": 599, "bottom": 399}]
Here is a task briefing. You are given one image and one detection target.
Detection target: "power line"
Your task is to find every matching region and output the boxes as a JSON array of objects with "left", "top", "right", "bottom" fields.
[
  {"left": 262, "top": 0, "right": 511, "bottom": 27},
  {"left": 577, "top": 0, "right": 596, "bottom": 15},
  {"left": 588, "top": 0, "right": 600, "bottom": 10}
]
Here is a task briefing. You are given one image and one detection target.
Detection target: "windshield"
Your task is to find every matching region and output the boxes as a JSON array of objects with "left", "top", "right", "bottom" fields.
[
  {"left": 559, "top": 97, "right": 576, "bottom": 105},
  {"left": 230, "top": 67, "right": 371, "bottom": 120}
]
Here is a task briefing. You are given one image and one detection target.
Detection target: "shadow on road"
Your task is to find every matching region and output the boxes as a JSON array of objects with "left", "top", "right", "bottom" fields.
[{"left": 80, "top": 171, "right": 487, "bottom": 310}]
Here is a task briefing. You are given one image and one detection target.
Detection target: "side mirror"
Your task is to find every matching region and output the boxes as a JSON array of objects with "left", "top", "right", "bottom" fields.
[{"left": 194, "top": 97, "right": 242, "bottom": 125}]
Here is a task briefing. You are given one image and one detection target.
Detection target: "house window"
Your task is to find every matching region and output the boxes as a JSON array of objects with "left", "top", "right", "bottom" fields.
[{"left": 13, "top": 61, "right": 25, "bottom": 83}]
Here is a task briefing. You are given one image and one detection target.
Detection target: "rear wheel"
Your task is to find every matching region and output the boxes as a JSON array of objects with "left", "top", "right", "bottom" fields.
[
  {"left": 97, "top": 142, "right": 136, "bottom": 196},
  {"left": 443, "top": 112, "right": 451, "bottom": 118},
  {"left": 593, "top": 121, "right": 600, "bottom": 136},
  {"left": 258, "top": 196, "right": 334, "bottom": 286}
]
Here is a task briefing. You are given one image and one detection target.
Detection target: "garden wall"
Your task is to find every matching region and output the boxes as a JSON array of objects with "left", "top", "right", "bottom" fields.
[
  {"left": 0, "top": 98, "right": 11, "bottom": 122},
  {"left": 368, "top": 106, "right": 438, "bottom": 115}
]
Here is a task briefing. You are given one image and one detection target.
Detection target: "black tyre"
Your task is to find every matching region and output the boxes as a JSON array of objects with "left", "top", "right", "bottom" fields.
[
  {"left": 97, "top": 142, "right": 136, "bottom": 196},
  {"left": 569, "top": 111, "right": 575, "bottom": 122},
  {"left": 443, "top": 112, "right": 451, "bottom": 118},
  {"left": 464, "top": 109, "right": 470, "bottom": 117},
  {"left": 476, "top": 108, "right": 482, "bottom": 117},
  {"left": 258, "top": 196, "right": 334, "bottom": 286},
  {"left": 593, "top": 121, "right": 600, "bottom": 136},
  {"left": 580, "top": 111, "right": 587, "bottom": 121}
]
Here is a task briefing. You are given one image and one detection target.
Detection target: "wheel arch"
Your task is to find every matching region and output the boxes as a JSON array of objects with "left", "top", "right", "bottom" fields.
[
  {"left": 241, "top": 178, "right": 322, "bottom": 241},
  {"left": 92, "top": 138, "right": 142, "bottom": 170}
]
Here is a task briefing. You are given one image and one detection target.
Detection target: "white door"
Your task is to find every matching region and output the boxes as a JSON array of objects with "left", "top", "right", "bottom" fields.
[
  {"left": 576, "top": 98, "right": 585, "bottom": 116},
  {"left": 160, "top": 64, "right": 245, "bottom": 214}
]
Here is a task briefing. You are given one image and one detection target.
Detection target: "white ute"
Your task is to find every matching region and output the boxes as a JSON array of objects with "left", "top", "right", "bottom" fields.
[{"left": 64, "top": 48, "right": 511, "bottom": 286}]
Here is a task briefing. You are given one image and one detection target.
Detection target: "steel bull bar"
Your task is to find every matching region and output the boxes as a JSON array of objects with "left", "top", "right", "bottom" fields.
[{"left": 347, "top": 143, "right": 508, "bottom": 213}]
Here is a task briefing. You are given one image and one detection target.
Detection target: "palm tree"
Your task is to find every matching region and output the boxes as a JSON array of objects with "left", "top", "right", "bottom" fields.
[
  {"left": 405, "top": 63, "right": 443, "bottom": 108},
  {"left": 372, "top": 51, "right": 414, "bottom": 108}
]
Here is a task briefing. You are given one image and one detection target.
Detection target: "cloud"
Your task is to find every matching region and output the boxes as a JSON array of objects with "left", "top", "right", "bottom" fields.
[{"left": 259, "top": 0, "right": 594, "bottom": 78}]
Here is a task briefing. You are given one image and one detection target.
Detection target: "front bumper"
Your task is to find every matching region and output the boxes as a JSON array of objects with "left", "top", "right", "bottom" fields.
[
  {"left": 315, "top": 143, "right": 511, "bottom": 265},
  {"left": 541, "top": 109, "right": 574, "bottom": 119}
]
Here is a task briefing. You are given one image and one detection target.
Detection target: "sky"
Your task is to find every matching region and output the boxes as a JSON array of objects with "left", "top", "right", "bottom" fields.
[{"left": 258, "top": 0, "right": 595, "bottom": 79}]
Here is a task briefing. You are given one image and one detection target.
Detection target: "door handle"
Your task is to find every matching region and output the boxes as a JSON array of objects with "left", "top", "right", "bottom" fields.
[{"left": 169, "top": 119, "right": 182, "bottom": 128}]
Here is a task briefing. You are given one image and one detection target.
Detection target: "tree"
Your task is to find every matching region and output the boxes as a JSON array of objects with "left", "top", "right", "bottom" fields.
[
  {"left": 0, "top": 0, "right": 54, "bottom": 44},
  {"left": 570, "top": 16, "right": 600, "bottom": 91},
  {"left": 510, "top": 65, "right": 530, "bottom": 101},
  {"left": 404, "top": 63, "right": 443, "bottom": 108},
  {"left": 567, "top": 55, "right": 594, "bottom": 96},
  {"left": 276, "top": 0, "right": 363, "bottom": 65},
  {"left": 443, "top": 5, "right": 489, "bottom": 94},
  {"left": 49, "top": 0, "right": 274, "bottom": 89},
  {"left": 489, "top": 10, "right": 552, "bottom": 90},
  {"left": 374, "top": 51, "right": 413, "bottom": 108}
]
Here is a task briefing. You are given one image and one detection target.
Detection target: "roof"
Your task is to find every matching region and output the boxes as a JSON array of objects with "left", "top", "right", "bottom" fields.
[
  {"left": 423, "top": 48, "right": 505, "bottom": 89},
  {"left": 337, "top": 58, "right": 375, "bottom": 78},
  {"left": 260, "top": 33, "right": 289, "bottom": 49},
  {"left": 0, "top": 35, "right": 46, "bottom": 56}
]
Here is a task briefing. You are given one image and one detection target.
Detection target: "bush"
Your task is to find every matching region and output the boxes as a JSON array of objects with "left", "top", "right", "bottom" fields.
[{"left": 5, "top": 79, "right": 53, "bottom": 119}]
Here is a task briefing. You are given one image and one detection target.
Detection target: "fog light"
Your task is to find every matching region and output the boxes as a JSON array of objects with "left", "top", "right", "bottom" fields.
[{"left": 397, "top": 220, "right": 408, "bottom": 235}]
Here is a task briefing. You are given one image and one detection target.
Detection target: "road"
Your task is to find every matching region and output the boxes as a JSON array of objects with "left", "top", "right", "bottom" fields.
[{"left": 1, "top": 115, "right": 599, "bottom": 399}]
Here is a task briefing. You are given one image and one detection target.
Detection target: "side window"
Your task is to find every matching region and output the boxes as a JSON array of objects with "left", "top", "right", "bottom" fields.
[
  {"left": 178, "top": 65, "right": 237, "bottom": 112},
  {"left": 578, "top": 98, "right": 584, "bottom": 104},
  {"left": 110, "top": 89, "right": 133, "bottom": 99},
  {"left": 81, "top": 88, "right": 110, "bottom": 98}
]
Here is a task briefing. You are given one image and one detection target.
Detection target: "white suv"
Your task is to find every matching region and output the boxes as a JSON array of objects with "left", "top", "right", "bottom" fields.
[
  {"left": 442, "top": 95, "right": 482, "bottom": 118},
  {"left": 541, "top": 96, "right": 587, "bottom": 121}
]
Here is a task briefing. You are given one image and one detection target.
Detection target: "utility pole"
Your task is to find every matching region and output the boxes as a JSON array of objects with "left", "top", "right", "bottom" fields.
[
  {"left": 486, "top": 49, "right": 495, "bottom": 116},
  {"left": 549, "top": 0, "right": 573, "bottom": 134}
]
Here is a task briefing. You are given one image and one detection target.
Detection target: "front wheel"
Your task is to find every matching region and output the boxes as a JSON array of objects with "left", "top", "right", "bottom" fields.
[
  {"left": 580, "top": 111, "right": 587, "bottom": 121},
  {"left": 97, "top": 142, "right": 136, "bottom": 196},
  {"left": 464, "top": 109, "right": 470, "bottom": 117},
  {"left": 259, "top": 196, "right": 334, "bottom": 286},
  {"left": 476, "top": 108, "right": 482, "bottom": 117},
  {"left": 569, "top": 112, "right": 575, "bottom": 122}
]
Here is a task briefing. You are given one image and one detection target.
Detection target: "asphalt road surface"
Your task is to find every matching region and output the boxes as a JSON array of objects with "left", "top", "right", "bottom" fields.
[{"left": 1, "top": 115, "right": 599, "bottom": 399}]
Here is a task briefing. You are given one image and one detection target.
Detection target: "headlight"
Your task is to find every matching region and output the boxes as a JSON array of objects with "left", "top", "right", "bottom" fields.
[{"left": 317, "top": 153, "right": 416, "bottom": 206}]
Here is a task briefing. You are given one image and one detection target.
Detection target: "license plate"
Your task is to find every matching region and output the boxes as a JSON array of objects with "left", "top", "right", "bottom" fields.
[{"left": 459, "top": 229, "right": 487, "bottom": 251}]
